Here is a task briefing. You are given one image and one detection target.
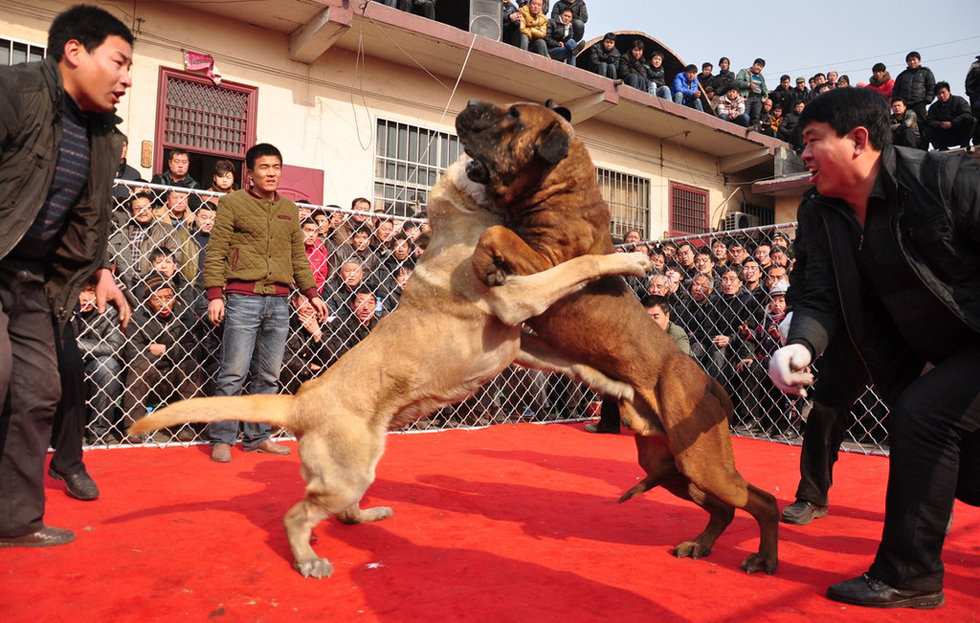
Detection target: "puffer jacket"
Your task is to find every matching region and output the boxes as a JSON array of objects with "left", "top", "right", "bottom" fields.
[
  {"left": 0, "top": 56, "right": 120, "bottom": 327},
  {"left": 203, "top": 189, "right": 317, "bottom": 300},
  {"left": 892, "top": 65, "right": 936, "bottom": 108},
  {"left": 517, "top": 5, "right": 548, "bottom": 40}
]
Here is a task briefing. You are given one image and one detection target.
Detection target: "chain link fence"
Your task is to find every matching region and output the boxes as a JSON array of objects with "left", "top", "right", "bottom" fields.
[{"left": 77, "top": 180, "right": 888, "bottom": 455}]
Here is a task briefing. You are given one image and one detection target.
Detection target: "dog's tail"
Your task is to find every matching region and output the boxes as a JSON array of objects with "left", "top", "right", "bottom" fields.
[
  {"left": 127, "top": 394, "right": 297, "bottom": 436},
  {"left": 617, "top": 477, "right": 657, "bottom": 503}
]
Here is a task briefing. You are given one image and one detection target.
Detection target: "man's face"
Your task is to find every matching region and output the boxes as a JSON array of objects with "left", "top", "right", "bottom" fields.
[
  {"left": 907, "top": 56, "right": 920, "bottom": 69},
  {"left": 796, "top": 82, "right": 806, "bottom": 91},
  {"left": 529, "top": 0, "right": 542, "bottom": 14},
  {"left": 60, "top": 35, "right": 132, "bottom": 113},
  {"left": 741, "top": 261, "right": 760, "bottom": 284},
  {"left": 131, "top": 196, "right": 154, "bottom": 224},
  {"left": 196, "top": 208, "right": 216, "bottom": 233},
  {"left": 720, "top": 271, "right": 741, "bottom": 295},
  {"left": 169, "top": 153, "right": 189, "bottom": 178},
  {"left": 632, "top": 47, "right": 644, "bottom": 60},
  {"left": 936, "top": 87, "right": 951, "bottom": 103},
  {"left": 694, "top": 253, "right": 712, "bottom": 272},
  {"left": 392, "top": 239, "right": 411, "bottom": 260},
  {"left": 330, "top": 211, "right": 345, "bottom": 226},
  {"left": 763, "top": 98, "right": 773, "bottom": 111},
  {"left": 729, "top": 244, "right": 746, "bottom": 263},
  {"left": 754, "top": 245, "right": 771, "bottom": 265},
  {"left": 801, "top": 121, "right": 863, "bottom": 201},
  {"left": 691, "top": 276, "right": 712, "bottom": 302},
  {"left": 339, "top": 262, "right": 363, "bottom": 286},
  {"left": 677, "top": 245, "right": 695, "bottom": 267},
  {"left": 151, "top": 255, "right": 176, "bottom": 277},
  {"left": 781, "top": 78, "right": 791, "bottom": 88},
  {"left": 766, "top": 267, "right": 788, "bottom": 288},
  {"left": 650, "top": 253, "right": 665, "bottom": 270},
  {"left": 794, "top": 101, "right": 805, "bottom": 114},
  {"left": 751, "top": 62, "right": 764, "bottom": 75},
  {"left": 720, "top": 59, "right": 730, "bottom": 71},
  {"left": 828, "top": 71, "right": 838, "bottom": 83},
  {"left": 353, "top": 293, "right": 376, "bottom": 324},
  {"left": 646, "top": 305, "right": 670, "bottom": 331},
  {"left": 560, "top": 10, "right": 572, "bottom": 25},
  {"left": 78, "top": 286, "right": 97, "bottom": 312},
  {"left": 603, "top": 39, "right": 615, "bottom": 51},
  {"left": 727, "top": 87, "right": 739, "bottom": 100},
  {"left": 651, "top": 54, "right": 662, "bottom": 67},
  {"left": 376, "top": 221, "right": 394, "bottom": 242},
  {"left": 248, "top": 154, "right": 282, "bottom": 195},
  {"left": 148, "top": 287, "right": 176, "bottom": 317},
  {"left": 648, "top": 275, "right": 669, "bottom": 295},
  {"left": 352, "top": 231, "right": 371, "bottom": 251},
  {"left": 771, "top": 249, "right": 789, "bottom": 267},
  {"left": 701, "top": 66, "right": 713, "bottom": 77},
  {"left": 892, "top": 100, "right": 907, "bottom": 116},
  {"left": 624, "top": 230, "right": 642, "bottom": 244},
  {"left": 298, "top": 206, "right": 312, "bottom": 221},
  {"left": 302, "top": 223, "right": 319, "bottom": 246},
  {"left": 685, "top": 70, "right": 697, "bottom": 81},
  {"left": 168, "top": 191, "right": 189, "bottom": 216},
  {"left": 213, "top": 170, "right": 234, "bottom": 191},
  {"left": 711, "top": 241, "right": 727, "bottom": 261}
]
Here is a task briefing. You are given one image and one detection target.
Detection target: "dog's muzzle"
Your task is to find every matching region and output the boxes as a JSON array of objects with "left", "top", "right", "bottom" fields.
[{"left": 465, "top": 159, "right": 490, "bottom": 184}]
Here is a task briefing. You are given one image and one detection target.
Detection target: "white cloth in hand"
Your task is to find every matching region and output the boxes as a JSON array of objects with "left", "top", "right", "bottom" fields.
[{"left": 768, "top": 343, "right": 814, "bottom": 396}]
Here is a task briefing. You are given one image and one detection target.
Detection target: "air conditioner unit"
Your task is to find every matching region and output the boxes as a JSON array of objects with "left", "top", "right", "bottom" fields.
[
  {"left": 724, "top": 211, "right": 760, "bottom": 231},
  {"left": 470, "top": 0, "right": 502, "bottom": 41}
]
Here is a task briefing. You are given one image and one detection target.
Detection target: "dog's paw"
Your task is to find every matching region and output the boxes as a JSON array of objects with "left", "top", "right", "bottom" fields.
[
  {"left": 295, "top": 557, "right": 334, "bottom": 579},
  {"left": 621, "top": 251, "right": 653, "bottom": 277},
  {"left": 673, "top": 540, "right": 711, "bottom": 560},
  {"left": 740, "top": 552, "right": 778, "bottom": 575}
]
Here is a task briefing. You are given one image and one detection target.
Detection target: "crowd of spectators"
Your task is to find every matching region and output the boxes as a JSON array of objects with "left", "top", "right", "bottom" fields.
[{"left": 78, "top": 151, "right": 430, "bottom": 444}]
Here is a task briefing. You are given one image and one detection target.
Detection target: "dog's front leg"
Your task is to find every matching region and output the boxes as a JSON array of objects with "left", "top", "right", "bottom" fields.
[{"left": 472, "top": 225, "right": 553, "bottom": 286}]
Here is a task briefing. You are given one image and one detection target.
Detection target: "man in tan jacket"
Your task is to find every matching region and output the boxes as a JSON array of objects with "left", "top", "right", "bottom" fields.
[{"left": 203, "top": 143, "right": 327, "bottom": 462}]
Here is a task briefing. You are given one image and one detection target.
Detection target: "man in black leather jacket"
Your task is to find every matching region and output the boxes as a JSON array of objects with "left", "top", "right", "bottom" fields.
[{"left": 769, "top": 87, "right": 980, "bottom": 609}]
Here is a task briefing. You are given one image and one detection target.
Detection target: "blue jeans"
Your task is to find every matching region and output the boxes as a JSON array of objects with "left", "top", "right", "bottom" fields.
[
  {"left": 719, "top": 112, "right": 751, "bottom": 127},
  {"left": 648, "top": 84, "right": 672, "bottom": 99},
  {"left": 592, "top": 61, "right": 617, "bottom": 80},
  {"left": 209, "top": 294, "right": 290, "bottom": 447},
  {"left": 548, "top": 39, "right": 577, "bottom": 66},
  {"left": 673, "top": 92, "right": 704, "bottom": 112}
]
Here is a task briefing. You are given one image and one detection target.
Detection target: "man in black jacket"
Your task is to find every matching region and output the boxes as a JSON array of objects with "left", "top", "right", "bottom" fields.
[
  {"left": 586, "top": 32, "right": 619, "bottom": 80},
  {"left": 0, "top": 6, "right": 132, "bottom": 548},
  {"left": 892, "top": 52, "right": 936, "bottom": 149},
  {"left": 924, "top": 82, "right": 976, "bottom": 151},
  {"left": 769, "top": 87, "right": 980, "bottom": 609}
]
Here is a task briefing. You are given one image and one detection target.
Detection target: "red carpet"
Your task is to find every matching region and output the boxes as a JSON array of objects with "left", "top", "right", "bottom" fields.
[{"left": 2, "top": 423, "right": 977, "bottom": 622}]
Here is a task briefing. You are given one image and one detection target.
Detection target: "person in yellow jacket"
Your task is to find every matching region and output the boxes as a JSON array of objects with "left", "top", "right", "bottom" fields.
[{"left": 517, "top": 0, "right": 549, "bottom": 57}]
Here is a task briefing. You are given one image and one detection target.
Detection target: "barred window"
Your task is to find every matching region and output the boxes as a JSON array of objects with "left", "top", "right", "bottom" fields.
[
  {"left": 597, "top": 168, "right": 650, "bottom": 239},
  {"left": 0, "top": 36, "right": 45, "bottom": 66},
  {"left": 740, "top": 201, "right": 775, "bottom": 227},
  {"left": 374, "top": 119, "right": 462, "bottom": 217},
  {"left": 158, "top": 68, "right": 257, "bottom": 159},
  {"left": 669, "top": 182, "right": 709, "bottom": 236}
]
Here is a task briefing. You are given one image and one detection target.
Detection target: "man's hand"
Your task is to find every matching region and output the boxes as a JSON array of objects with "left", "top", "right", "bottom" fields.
[
  {"left": 712, "top": 335, "right": 730, "bottom": 348},
  {"left": 310, "top": 296, "right": 329, "bottom": 322},
  {"left": 94, "top": 268, "right": 131, "bottom": 330},
  {"left": 208, "top": 298, "right": 225, "bottom": 325},
  {"left": 148, "top": 343, "right": 166, "bottom": 357},
  {"left": 768, "top": 343, "right": 814, "bottom": 396}
]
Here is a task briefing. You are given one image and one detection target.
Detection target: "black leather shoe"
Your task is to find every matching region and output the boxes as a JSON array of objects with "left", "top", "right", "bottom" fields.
[
  {"left": 583, "top": 423, "right": 619, "bottom": 434},
  {"left": 0, "top": 525, "right": 75, "bottom": 548},
  {"left": 781, "top": 499, "right": 828, "bottom": 525},
  {"left": 827, "top": 573, "right": 945, "bottom": 609},
  {"left": 48, "top": 466, "right": 100, "bottom": 501}
]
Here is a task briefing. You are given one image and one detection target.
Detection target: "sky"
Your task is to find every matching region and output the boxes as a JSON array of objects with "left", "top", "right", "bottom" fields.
[{"left": 585, "top": 0, "right": 980, "bottom": 97}]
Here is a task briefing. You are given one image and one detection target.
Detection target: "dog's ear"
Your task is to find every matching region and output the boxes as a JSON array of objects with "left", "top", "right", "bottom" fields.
[
  {"left": 543, "top": 99, "right": 572, "bottom": 123},
  {"left": 536, "top": 123, "right": 571, "bottom": 165}
]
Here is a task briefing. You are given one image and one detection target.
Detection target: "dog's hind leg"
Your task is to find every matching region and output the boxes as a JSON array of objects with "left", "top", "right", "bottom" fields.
[
  {"left": 285, "top": 496, "right": 338, "bottom": 578},
  {"left": 662, "top": 479, "right": 735, "bottom": 561}
]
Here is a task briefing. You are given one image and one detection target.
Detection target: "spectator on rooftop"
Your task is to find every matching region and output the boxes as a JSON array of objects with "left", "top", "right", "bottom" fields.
[
  {"left": 646, "top": 51, "right": 672, "bottom": 99},
  {"left": 712, "top": 57, "right": 736, "bottom": 104},
  {"left": 769, "top": 74, "right": 794, "bottom": 114},
  {"left": 586, "top": 32, "right": 619, "bottom": 80},
  {"left": 717, "top": 85, "right": 750, "bottom": 127},
  {"left": 890, "top": 97, "right": 922, "bottom": 149},
  {"left": 866, "top": 63, "right": 894, "bottom": 102},
  {"left": 619, "top": 39, "right": 652, "bottom": 92},
  {"left": 698, "top": 62, "right": 716, "bottom": 103},
  {"left": 672, "top": 64, "right": 704, "bottom": 112},
  {"left": 892, "top": 51, "right": 936, "bottom": 149},
  {"left": 545, "top": 7, "right": 578, "bottom": 66},
  {"left": 967, "top": 54, "right": 980, "bottom": 147},
  {"left": 501, "top": 1, "right": 521, "bottom": 47},
  {"left": 924, "top": 81, "right": 976, "bottom": 151},
  {"left": 836, "top": 75, "right": 850, "bottom": 87},
  {"left": 735, "top": 58, "right": 769, "bottom": 130},
  {"left": 550, "top": 0, "right": 587, "bottom": 42},
  {"left": 517, "top": 0, "right": 549, "bottom": 58}
]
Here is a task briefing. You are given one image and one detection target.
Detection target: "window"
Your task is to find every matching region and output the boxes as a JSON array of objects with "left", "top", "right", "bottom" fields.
[
  {"left": 0, "top": 36, "right": 45, "bottom": 66},
  {"left": 155, "top": 68, "right": 257, "bottom": 183},
  {"left": 597, "top": 168, "right": 650, "bottom": 239},
  {"left": 374, "top": 119, "right": 462, "bottom": 217},
  {"left": 739, "top": 201, "right": 775, "bottom": 227},
  {"left": 669, "top": 182, "right": 709, "bottom": 236}
]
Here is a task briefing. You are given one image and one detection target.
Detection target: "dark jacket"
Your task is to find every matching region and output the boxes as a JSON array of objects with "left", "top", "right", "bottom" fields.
[
  {"left": 73, "top": 305, "right": 125, "bottom": 361},
  {"left": 967, "top": 56, "right": 980, "bottom": 105},
  {"left": 892, "top": 65, "right": 936, "bottom": 109},
  {"left": 786, "top": 146, "right": 980, "bottom": 390},
  {"left": 545, "top": 18, "right": 574, "bottom": 48},
  {"left": 619, "top": 53, "right": 652, "bottom": 83},
  {"left": 551, "top": 1, "right": 588, "bottom": 22},
  {"left": 890, "top": 111, "right": 921, "bottom": 148},
  {"left": 0, "top": 57, "right": 120, "bottom": 327},
  {"left": 586, "top": 43, "right": 620, "bottom": 71},
  {"left": 647, "top": 63, "right": 667, "bottom": 88},
  {"left": 124, "top": 303, "right": 198, "bottom": 368},
  {"left": 925, "top": 95, "right": 973, "bottom": 129}
]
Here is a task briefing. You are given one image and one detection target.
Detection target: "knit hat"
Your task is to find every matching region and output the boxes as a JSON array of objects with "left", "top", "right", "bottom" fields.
[
  {"left": 143, "top": 273, "right": 173, "bottom": 294},
  {"left": 769, "top": 282, "right": 789, "bottom": 297}
]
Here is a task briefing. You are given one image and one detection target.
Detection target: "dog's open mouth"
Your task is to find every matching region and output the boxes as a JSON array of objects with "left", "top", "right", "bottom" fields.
[{"left": 465, "top": 158, "right": 490, "bottom": 184}]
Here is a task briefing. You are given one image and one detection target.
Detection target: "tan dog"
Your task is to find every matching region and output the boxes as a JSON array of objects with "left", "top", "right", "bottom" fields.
[
  {"left": 129, "top": 159, "right": 650, "bottom": 578},
  {"left": 457, "top": 100, "right": 779, "bottom": 574}
]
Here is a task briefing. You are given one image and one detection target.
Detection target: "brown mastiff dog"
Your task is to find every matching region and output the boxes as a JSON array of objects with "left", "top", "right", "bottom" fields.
[
  {"left": 129, "top": 158, "right": 650, "bottom": 578},
  {"left": 458, "top": 100, "right": 779, "bottom": 574}
]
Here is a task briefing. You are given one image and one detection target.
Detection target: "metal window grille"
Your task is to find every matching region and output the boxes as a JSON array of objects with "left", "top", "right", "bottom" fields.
[
  {"left": 597, "top": 168, "right": 650, "bottom": 240},
  {"left": 0, "top": 36, "right": 45, "bottom": 66},
  {"left": 669, "top": 182, "right": 709, "bottom": 236},
  {"left": 740, "top": 201, "right": 775, "bottom": 227},
  {"left": 160, "top": 72, "right": 255, "bottom": 157},
  {"left": 374, "top": 119, "right": 462, "bottom": 217}
]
